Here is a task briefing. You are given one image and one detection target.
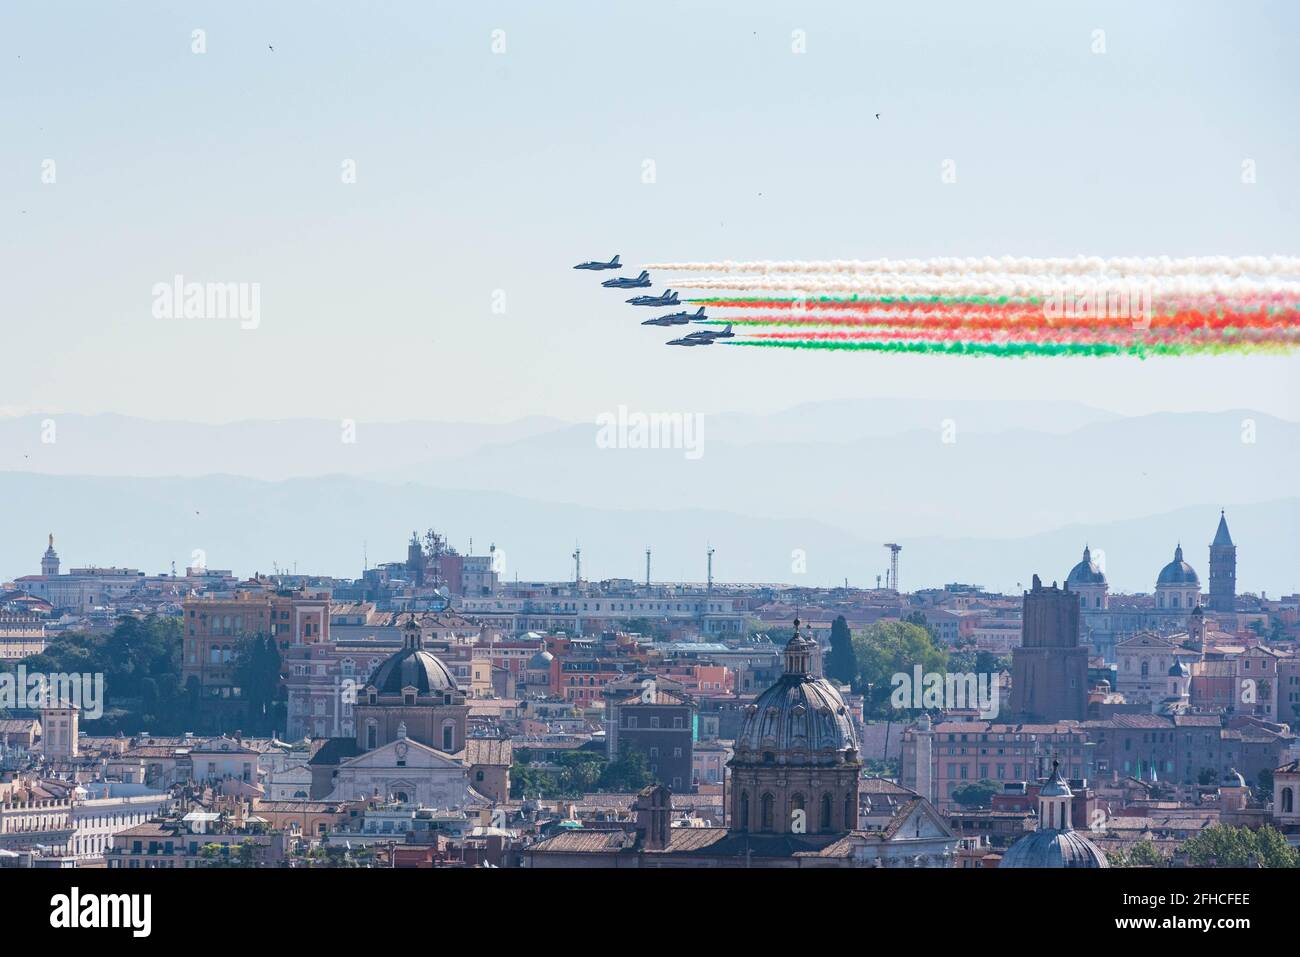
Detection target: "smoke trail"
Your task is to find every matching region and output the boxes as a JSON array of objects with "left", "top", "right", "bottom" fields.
[
  {"left": 674, "top": 276, "right": 1300, "bottom": 297},
  {"left": 726, "top": 339, "right": 1295, "bottom": 357},
  {"left": 650, "top": 256, "right": 1300, "bottom": 277}
]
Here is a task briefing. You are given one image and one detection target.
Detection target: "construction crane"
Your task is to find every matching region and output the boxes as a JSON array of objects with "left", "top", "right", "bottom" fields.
[{"left": 883, "top": 543, "right": 902, "bottom": 592}]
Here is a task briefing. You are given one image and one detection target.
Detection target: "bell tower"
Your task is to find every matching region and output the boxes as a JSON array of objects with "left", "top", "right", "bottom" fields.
[
  {"left": 1208, "top": 510, "right": 1236, "bottom": 614},
  {"left": 41, "top": 533, "right": 60, "bottom": 577}
]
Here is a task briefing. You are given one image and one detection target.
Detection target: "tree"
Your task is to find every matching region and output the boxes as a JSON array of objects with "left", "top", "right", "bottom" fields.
[
  {"left": 1178, "top": 824, "right": 1298, "bottom": 868},
  {"left": 950, "top": 780, "right": 999, "bottom": 808},
  {"left": 599, "top": 744, "right": 655, "bottom": 792},
  {"left": 825, "top": 615, "right": 855, "bottom": 684},
  {"left": 851, "top": 620, "right": 948, "bottom": 717},
  {"left": 232, "top": 635, "right": 283, "bottom": 735},
  {"left": 3, "top": 615, "right": 185, "bottom": 735},
  {"left": 1110, "top": 840, "right": 1166, "bottom": 867}
]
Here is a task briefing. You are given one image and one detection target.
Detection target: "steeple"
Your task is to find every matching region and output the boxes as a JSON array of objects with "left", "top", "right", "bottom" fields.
[
  {"left": 1212, "top": 510, "right": 1234, "bottom": 547},
  {"left": 1208, "top": 510, "right": 1238, "bottom": 613}
]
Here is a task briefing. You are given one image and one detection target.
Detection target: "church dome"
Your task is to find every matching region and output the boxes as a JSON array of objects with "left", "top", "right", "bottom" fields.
[
  {"left": 1001, "top": 763, "right": 1108, "bottom": 868},
  {"left": 1066, "top": 546, "right": 1106, "bottom": 586},
  {"left": 734, "top": 620, "right": 858, "bottom": 765},
  {"left": 1168, "top": 660, "right": 1190, "bottom": 678},
  {"left": 1157, "top": 545, "right": 1199, "bottom": 585},
  {"left": 1000, "top": 828, "right": 1110, "bottom": 869},
  {"left": 527, "top": 650, "right": 554, "bottom": 669},
  {"left": 369, "top": 616, "right": 458, "bottom": 695},
  {"left": 1221, "top": 768, "right": 1246, "bottom": 789}
]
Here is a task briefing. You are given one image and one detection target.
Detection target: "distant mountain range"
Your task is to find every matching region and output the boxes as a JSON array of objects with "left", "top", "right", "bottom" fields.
[
  {"left": 0, "top": 474, "right": 1294, "bottom": 597},
  {"left": 1, "top": 400, "right": 1295, "bottom": 595}
]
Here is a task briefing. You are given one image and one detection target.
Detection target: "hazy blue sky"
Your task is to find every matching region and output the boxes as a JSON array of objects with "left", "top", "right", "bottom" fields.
[{"left": 3, "top": 1, "right": 1297, "bottom": 423}]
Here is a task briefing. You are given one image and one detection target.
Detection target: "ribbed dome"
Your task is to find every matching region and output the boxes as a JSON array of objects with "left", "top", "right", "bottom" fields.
[
  {"left": 1168, "top": 660, "right": 1190, "bottom": 677},
  {"left": 369, "top": 615, "right": 458, "bottom": 696},
  {"left": 734, "top": 621, "right": 858, "bottom": 764},
  {"left": 370, "top": 647, "right": 458, "bottom": 695},
  {"left": 1000, "top": 829, "right": 1110, "bottom": 868},
  {"left": 1066, "top": 546, "right": 1107, "bottom": 585},
  {"left": 1157, "top": 545, "right": 1199, "bottom": 585},
  {"left": 527, "top": 650, "right": 554, "bottom": 669}
]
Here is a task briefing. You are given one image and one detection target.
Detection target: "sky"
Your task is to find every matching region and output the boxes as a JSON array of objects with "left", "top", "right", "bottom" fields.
[{"left": 2, "top": 1, "right": 1298, "bottom": 424}]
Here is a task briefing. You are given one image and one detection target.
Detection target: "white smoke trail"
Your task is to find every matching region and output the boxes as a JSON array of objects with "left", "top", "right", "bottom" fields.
[
  {"left": 645, "top": 256, "right": 1300, "bottom": 277},
  {"left": 671, "top": 275, "right": 1300, "bottom": 297}
]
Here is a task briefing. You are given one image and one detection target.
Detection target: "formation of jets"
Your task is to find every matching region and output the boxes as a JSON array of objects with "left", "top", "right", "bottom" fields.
[{"left": 572, "top": 254, "right": 719, "bottom": 347}]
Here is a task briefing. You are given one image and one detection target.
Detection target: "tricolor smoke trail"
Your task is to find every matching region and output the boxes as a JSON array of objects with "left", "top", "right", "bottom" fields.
[{"left": 645, "top": 256, "right": 1300, "bottom": 357}]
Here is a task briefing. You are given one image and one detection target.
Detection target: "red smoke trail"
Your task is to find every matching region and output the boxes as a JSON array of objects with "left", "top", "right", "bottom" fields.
[
  {"left": 745, "top": 327, "right": 1300, "bottom": 346},
  {"left": 710, "top": 308, "right": 1300, "bottom": 332}
]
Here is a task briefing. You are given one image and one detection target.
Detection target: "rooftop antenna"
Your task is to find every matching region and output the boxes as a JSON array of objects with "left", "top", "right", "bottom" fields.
[
  {"left": 707, "top": 545, "right": 715, "bottom": 593},
  {"left": 646, "top": 547, "right": 651, "bottom": 587},
  {"left": 572, "top": 544, "right": 581, "bottom": 585}
]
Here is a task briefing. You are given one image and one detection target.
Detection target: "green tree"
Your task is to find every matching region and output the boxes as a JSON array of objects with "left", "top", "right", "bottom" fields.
[
  {"left": 950, "top": 780, "right": 999, "bottom": 808},
  {"left": 599, "top": 744, "right": 655, "bottom": 792},
  {"left": 851, "top": 620, "right": 948, "bottom": 717},
  {"left": 1178, "top": 824, "right": 1298, "bottom": 868},
  {"left": 1111, "top": 840, "right": 1166, "bottom": 867},
  {"left": 825, "top": 615, "right": 856, "bottom": 684},
  {"left": 232, "top": 635, "right": 283, "bottom": 735}
]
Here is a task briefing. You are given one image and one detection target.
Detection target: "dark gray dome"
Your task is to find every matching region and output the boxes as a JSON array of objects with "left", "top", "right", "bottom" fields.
[
  {"left": 735, "top": 624, "right": 857, "bottom": 764},
  {"left": 1168, "top": 660, "right": 1190, "bottom": 678},
  {"left": 1001, "top": 829, "right": 1110, "bottom": 868},
  {"left": 1221, "top": 768, "right": 1246, "bottom": 789},
  {"left": 527, "top": 650, "right": 554, "bottom": 669},
  {"left": 1066, "top": 546, "right": 1107, "bottom": 586},
  {"left": 1157, "top": 545, "right": 1199, "bottom": 585},
  {"left": 370, "top": 647, "right": 458, "bottom": 696}
]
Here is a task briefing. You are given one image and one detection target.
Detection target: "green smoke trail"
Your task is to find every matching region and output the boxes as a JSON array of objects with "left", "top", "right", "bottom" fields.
[{"left": 723, "top": 339, "right": 1295, "bottom": 357}]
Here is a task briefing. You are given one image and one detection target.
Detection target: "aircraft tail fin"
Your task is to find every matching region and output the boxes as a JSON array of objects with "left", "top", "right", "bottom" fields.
[
  {"left": 723, "top": 323, "right": 732, "bottom": 334},
  {"left": 695, "top": 307, "right": 706, "bottom": 318},
  {"left": 638, "top": 270, "right": 648, "bottom": 280},
  {"left": 611, "top": 255, "right": 620, "bottom": 265}
]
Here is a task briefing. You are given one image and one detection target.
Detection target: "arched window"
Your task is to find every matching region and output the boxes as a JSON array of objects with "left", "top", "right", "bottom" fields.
[
  {"left": 789, "top": 793, "right": 805, "bottom": 832},
  {"left": 820, "top": 793, "right": 833, "bottom": 832},
  {"left": 1284, "top": 787, "right": 1295, "bottom": 814},
  {"left": 844, "top": 792, "right": 855, "bottom": 831},
  {"left": 739, "top": 791, "right": 750, "bottom": 830},
  {"left": 366, "top": 723, "right": 377, "bottom": 750},
  {"left": 442, "top": 721, "right": 455, "bottom": 751},
  {"left": 760, "top": 793, "right": 774, "bottom": 832},
  {"left": 1140, "top": 661, "right": 1149, "bottom": 678}
]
